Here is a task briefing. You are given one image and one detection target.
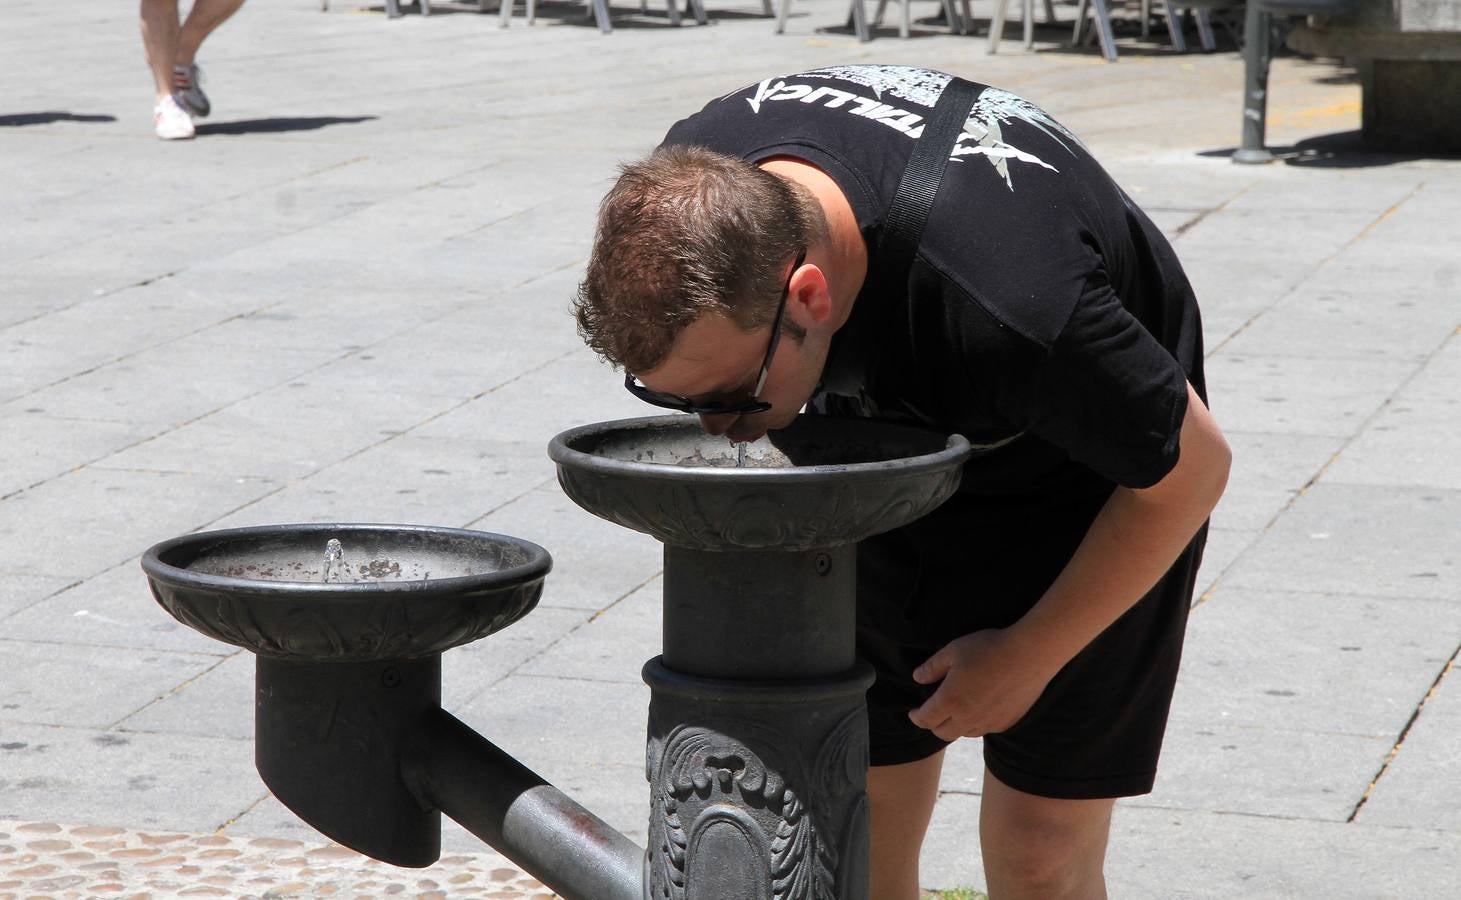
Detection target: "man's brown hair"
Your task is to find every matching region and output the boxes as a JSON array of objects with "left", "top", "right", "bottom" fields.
[{"left": 574, "top": 145, "right": 825, "bottom": 374}]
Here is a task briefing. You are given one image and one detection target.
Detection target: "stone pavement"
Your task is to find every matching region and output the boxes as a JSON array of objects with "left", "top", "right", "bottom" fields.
[{"left": 2, "top": 0, "right": 1458, "bottom": 896}]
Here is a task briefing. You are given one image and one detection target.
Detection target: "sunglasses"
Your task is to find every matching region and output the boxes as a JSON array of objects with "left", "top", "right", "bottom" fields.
[{"left": 624, "top": 249, "right": 806, "bottom": 416}]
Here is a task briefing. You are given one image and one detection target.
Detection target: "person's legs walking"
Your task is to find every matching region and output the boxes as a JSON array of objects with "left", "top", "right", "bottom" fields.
[
  {"left": 176, "top": 0, "right": 246, "bottom": 66},
  {"left": 140, "top": 0, "right": 194, "bottom": 139},
  {"left": 978, "top": 767, "right": 1115, "bottom": 900},
  {"left": 139, "top": 0, "right": 181, "bottom": 102},
  {"left": 868, "top": 750, "right": 945, "bottom": 900},
  {"left": 173, "top": 0, "right": 246, "bottom": 117}
]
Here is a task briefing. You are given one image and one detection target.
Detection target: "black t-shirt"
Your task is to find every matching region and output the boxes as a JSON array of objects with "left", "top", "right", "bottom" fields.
[{"left": 661, "top": 65, "right": 1205, "bottom": 513}]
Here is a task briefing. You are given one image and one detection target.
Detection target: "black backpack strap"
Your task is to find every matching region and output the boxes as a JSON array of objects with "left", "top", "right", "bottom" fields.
[
  {"left": 876, "top": 77, "right": 981, "bottom": 287},
  {"left": 812, "top": 77, "right": 981, "bottom": 406}
]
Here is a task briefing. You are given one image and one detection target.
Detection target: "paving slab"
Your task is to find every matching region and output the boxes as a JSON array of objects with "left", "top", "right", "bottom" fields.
[
  {"left": 1104, "top": 803, "right": 1461, "bottom": 897},
  {"left": 0, "top": 725, "right": 256, "bottom": 834},
  {"left": 1211, "top": 430, "right": 1345, "bottom": 532},
  {"left": 443, "top": 605, "right": 595, "bottom": 709},
  {"left": 1355, "top": 650, "right": 1461, "bottom": 833},
  {"left": 0, "top": 639, "right": 221, "bottom": 731},
  {"left": 1200, "top": 352, "right": 1419, "bottom": 437},
  {"left": 0, "top": 572, "right": 76, "bottom": 623},
  {"left": 0, "top": 467, "right": 279, "bottom": 579},
  {"left": 1222, "top": 482, "right": 1460, "bottom": 602},
  {"left": 1324, "top": 334, "right": 1461, "bottom": 490},
  {"left": 1149, "top": 720, "right": 1391, "bottom": 820},
  {"left": 0, "top": 413, "right": 152, "bottom": 500},
  {"left": 1, "top": 331, "right": 344, "bottom": 432},
  {"left": 2, "top": 562, "right": 229, "bottom": 656},
  {"left": 117, "top": 652, "right": 255, "bottom": 743},
  {"left": 1220, "top": 274, "right": 1459, "bottom": 363},
  {"left": 1191, "top": 525, "right": 1257, "bottom": 602},
  {"left": 516, "top": 575, "right": 663, "bottom": 685},
  {"left": 453, "top": 675, "right": 654, "bottom": 841},
  {"left": 469, "top": 481, "right": 665, "bottom": 611},
  {"left": 1171, "top": 587, "right": 1461, "bottom": 738}
]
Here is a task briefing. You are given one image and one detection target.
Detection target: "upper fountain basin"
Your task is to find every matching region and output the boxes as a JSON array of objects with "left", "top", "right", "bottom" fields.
[
  {"left": 548, "top": 415, "right": 971, "bottom": 551},
  {"left": 142, "top": 524, "right": 550, "bottom": 662}
]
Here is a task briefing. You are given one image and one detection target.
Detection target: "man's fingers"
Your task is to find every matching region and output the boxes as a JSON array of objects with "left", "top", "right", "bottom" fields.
[
  {"left": 908, "top": 690, "right": 949, "bottom": 729},
  {"left": 912, "top": 648, "right": 951, "bottom": 685},
  {"left": 932, "top": 719, "right": 967, "bottom": 742}
]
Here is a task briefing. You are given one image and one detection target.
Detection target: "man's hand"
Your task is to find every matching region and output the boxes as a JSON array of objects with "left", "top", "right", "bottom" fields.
[{"left": 907, "top": 628, "right": 1057, "bottom": 741}]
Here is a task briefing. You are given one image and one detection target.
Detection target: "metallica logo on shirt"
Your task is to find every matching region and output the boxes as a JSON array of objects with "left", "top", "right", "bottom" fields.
[{"left": 733, "top": 65, "right": 1085, "bottom": 190}]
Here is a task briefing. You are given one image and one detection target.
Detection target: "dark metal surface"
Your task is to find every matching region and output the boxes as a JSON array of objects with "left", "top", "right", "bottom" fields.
[
  {"left": 143, "top": 523, "right": 549, "bottom": 661},
  {"left": 661, "top": 545, "right": 857, "bottom": 679},
  {"left": 643, "top": 658, "right": 877, "bottom": 900},
  {"left": 256, "top": 655, "right": 442, "bottom": 867},
  {"left": 405, "top": 711, "right": 645, "bottom": 900},
  {"left": 549, "top": 415, "right": 971, "bottom": 551}
]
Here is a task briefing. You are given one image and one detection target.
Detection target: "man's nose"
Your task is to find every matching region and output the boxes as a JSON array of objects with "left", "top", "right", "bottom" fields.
[{"left": 699, "top": 413, "right": 735, "bottom": 436}]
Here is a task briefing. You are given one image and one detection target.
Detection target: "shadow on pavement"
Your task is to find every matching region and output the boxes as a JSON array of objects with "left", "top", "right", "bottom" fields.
[
  {"left": 0, "top": 112, "right": 118, "bottom": 126},
  {"left": 195, "top": 115, "right": 377, "bottom": 135},
  {"left": 1199, "top": 130, "right": 1461, "bottom": 168}
]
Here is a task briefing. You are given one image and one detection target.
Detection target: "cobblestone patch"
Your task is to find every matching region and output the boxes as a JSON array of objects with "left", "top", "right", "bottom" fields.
[{"left": 0, "top": 820, "right": 556, "bottom": 899}]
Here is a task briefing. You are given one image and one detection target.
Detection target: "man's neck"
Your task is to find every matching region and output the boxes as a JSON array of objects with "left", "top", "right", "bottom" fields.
[{"left": 758, "top": 157, "right": 867, "bottom": 332}]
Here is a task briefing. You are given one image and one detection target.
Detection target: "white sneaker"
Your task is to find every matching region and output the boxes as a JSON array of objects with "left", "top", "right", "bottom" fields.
[{"left": 154, "top": 94, "right": 195, "bottom": 140}]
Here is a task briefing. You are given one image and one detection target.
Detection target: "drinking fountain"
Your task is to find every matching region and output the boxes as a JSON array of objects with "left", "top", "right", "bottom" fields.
[{"left": 143, "top": 415, "right": 969, "bottom": 899}]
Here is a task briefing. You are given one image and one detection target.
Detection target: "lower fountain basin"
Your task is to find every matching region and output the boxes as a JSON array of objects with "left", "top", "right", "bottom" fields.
[
  {"left": 549, "top": 415, "right": 971, "bottom": 551},
  {"left": 143, "top": 523, "right": 550, "bottom": 662}
]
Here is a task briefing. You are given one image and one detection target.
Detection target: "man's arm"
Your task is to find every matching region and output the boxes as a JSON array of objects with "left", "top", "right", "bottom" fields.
[{"left": 908, "top": 381, "right": 1231, "bottom": 740}]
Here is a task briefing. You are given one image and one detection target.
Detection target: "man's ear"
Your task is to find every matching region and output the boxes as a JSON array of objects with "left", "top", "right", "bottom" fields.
[{"left": 793, "top": 265, "right": 834, "bottom": 326}]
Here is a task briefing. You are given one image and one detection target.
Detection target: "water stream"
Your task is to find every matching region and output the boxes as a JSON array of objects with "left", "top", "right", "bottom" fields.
[{"left": 322, "top": 538, "right": 345, "bottom": 583}]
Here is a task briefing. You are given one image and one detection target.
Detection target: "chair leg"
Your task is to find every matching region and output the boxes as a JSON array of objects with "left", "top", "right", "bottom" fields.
[
  {"left": 592, "top": 0, "right": 612, "bottom": 32},
  {"left": 420, "top": 0, "right": 430, "bottom": 15},
  {"left": 665, "top": 0, "right": 682, "bottom": 26},
  {"left": 1196, "top": 8, "right": 1216, "bottom": 50},
  {"left": 1042, "top": 0, "right": 1056, "bottom": 23},
  {"left": 761, "top": 0, "right": 773, "bottom": 13},
  {"left": 961, "top": 0, "right": 972, "bottom": 34},
  {"left": 1140, "top": 0, "right": 1150, "bottom": 38},
  {"left": 321, "top": 0, "right": 329, "bottom": 11},
  {"left": 776, "top": 0, "right": 791, "bottom": 31},
  {"left": 386, "top": 0, "right": 402, "bottom": 16},
  {"left": 1090, "top": 0, "right": 1117, "bottom": 60},
  {"left": 1071, "top": 0, "right": 1088, "bottom": 46},
  {"left": 873, "top": 0, "right": 888, "bottom": 26},
  {"left": 526, "top": 0, "right": 536, "bottom": 23},
  {"left": 688, "top": 0, "right": 707, "bottom": 24},
  {"left": 848, "top": 0, "right": 871, "bottom": 41},
  {"left": 1165, "top": 2, "right": 1187, "bottom": 51},
  {"left": 989, "top": 0, "right": 1009, "bottom": 52},
  {"left": 941, "top": 0, "right": 961, "bottom": 34},
  {"left": 900, "top": 0, "right": 910, "bottom": 38},
  {"left": 1022, "top": 0, "right": 1033, "bottom": 48}
]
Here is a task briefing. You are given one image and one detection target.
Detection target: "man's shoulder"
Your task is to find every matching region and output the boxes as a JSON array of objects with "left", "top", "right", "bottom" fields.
[{"left": 663, "top": 66, "right": 993, "bottom": 154}]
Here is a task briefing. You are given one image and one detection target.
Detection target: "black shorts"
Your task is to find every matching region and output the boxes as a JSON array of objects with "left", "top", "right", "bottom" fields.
[{"left": 857, "top": 485, "right": 1205, "bottom": 800}]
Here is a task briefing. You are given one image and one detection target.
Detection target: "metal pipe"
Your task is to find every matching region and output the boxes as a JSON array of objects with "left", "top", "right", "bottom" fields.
[
  {"left": 405, "top": 709, "right": 646, "bottom": 900},
  {"left": 1235, "top": 3, "right": 1276, "bottom": 163}
]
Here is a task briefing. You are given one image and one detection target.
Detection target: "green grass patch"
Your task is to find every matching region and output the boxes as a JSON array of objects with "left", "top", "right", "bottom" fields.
[{"left": 922, "top": 889, "right": 988, "bottom": 900}]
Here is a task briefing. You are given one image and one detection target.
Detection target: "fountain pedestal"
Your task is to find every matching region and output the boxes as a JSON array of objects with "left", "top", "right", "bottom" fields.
[{"left": 551, "top": 415, "right": 969, "bottom": 899}]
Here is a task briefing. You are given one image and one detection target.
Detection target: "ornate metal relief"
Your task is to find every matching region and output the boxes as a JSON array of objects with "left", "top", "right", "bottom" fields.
[
  {"left": 149, "top": 579, "right": 542, "bottom": 661},
  {"left": 647, "top": 709, "right": 869, "bottom": 900},
  {"left": 557, "top": 467, "right": 962, "bottom": 552}
]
